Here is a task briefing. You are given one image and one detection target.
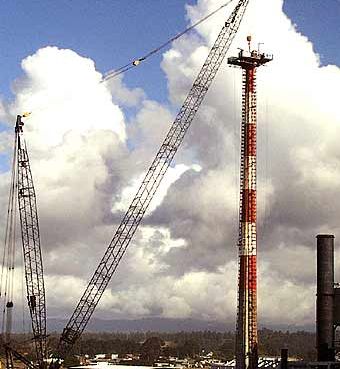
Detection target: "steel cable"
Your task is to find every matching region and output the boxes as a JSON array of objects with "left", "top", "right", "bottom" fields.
[{"left": 102, "top": 0, "right": 235, "bottom": 81}]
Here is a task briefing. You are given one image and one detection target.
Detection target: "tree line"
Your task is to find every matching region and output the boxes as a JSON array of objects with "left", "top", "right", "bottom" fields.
[{"left": 1, "top": 329, "right": 317, "bottom": 366}]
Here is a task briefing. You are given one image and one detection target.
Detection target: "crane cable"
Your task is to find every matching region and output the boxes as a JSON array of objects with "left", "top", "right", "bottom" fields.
[
  {"left": 0, "top": 131, "right": 18, "bottom": 343},
  {"left": 102, "top": 0, "right": 235, "bottom": 81}
]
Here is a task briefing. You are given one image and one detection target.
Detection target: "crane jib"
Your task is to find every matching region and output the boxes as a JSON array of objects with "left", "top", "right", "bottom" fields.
[{"left": 53, "top": 0, "right": 250, "bottom": 363}]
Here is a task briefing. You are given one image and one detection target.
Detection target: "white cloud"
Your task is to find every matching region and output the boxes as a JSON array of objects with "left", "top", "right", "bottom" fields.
[
  {"left": 151, "top": 0, "right": 340, "bottom": 326},
  {"left": 104, "top": 74, "right": 145, "bottom": 107},
  {"left": 10, "top": 46, "right": 126, "bottom": 148},
  {"left": 2, "top": 0, "right": 340, "bottom": 330},
  {"left": 113, "top": 163, "right": 201, "bottom": 214},
  {"left": 0, "top": 47, "right": 131, "bottom": 317}
]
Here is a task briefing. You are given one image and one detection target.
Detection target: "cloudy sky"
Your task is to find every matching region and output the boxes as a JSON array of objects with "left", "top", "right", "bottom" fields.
[{"left": 0, "top": 0, "right": 339, "bottom": 332}]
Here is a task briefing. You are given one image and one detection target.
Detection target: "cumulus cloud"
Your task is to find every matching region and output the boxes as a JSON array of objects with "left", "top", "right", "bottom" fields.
[
  {"left": 0, "top": 45, "right": 204, "bottom": 322},
  {"left": 2, "top": 0, "right": 340, "bottom": 332},
  {"left": 105, "top": 74, "right": 145, "bottom": 108},
  {"left": 11, "top": 47, "right": 126, "bottom": 147},
  {"left": 139, "top": 0, "right": 340, "bottom": 327}
]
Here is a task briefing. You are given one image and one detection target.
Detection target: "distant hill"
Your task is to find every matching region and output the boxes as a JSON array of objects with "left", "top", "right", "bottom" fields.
[
  {"left": 11, "top": 317, "right": 314, "bottom": 333},
  {"left": 46, "top": 317, "right": 234, "bottom": 333}
]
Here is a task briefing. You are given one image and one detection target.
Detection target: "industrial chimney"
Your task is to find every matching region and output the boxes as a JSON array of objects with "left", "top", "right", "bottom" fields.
[{"left": 316, "top": 234, "right": 335, "bottom": 362}]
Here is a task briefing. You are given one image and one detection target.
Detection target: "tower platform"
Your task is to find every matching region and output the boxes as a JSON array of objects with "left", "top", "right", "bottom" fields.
[{"left": 228, "top": 49, "right": 273, "bottom": 69}]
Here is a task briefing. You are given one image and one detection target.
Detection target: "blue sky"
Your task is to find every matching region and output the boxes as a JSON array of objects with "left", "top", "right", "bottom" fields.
[
  {"left": 283, "top": 0, "right": 339, "bottom": 67},
  {"left": 0, "top": 0, "right": 339, "bottom": 105}
]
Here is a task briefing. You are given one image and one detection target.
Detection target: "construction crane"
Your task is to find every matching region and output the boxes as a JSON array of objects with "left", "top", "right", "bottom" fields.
[
  {"left": 1, "top": 115, "right": 47, "bottom": 369},
  {"left": 16, "top": 114, "right": 47, "bottom": 369},
  {"left": 50, "top": 0, "right": 250, "bottom": 364}
]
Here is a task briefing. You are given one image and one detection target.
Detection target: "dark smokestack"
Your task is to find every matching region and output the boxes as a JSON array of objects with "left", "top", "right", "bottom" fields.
[
  {"left": 316, "top": 234, "right": 335, "bottom": 362},
  {"left": 280, "top": 348, "right": 288, "bottom": 369}
]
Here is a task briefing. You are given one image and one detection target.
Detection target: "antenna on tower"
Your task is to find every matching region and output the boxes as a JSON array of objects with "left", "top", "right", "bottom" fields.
[{"left": 247, "top": 35, "right": 252, "bottom": 53}]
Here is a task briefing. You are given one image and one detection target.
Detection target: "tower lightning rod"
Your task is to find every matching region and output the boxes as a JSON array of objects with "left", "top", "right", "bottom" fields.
[{"left": 228, "top": 36, "right": 272, "bottom": 369}]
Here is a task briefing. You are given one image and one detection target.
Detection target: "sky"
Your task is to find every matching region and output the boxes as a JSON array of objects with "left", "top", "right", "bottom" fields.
[
  {"left": 0, "top": 0, "right": 340, "bottom": 334},
  {"left": 0, "top": 1, "right": 339, "bottom": 103}
]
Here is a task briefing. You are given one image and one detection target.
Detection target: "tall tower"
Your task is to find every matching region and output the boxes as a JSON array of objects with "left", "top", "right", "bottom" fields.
[{"left": 228, "top": 37, "right": 272, "bottom": 369}]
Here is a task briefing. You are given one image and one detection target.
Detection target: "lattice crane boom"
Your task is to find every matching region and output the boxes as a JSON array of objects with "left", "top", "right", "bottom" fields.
[
  {"left": 15, "top": 115, "right": 47, "bottom": 369},
  {"left": 4, "top": 343, "right": 37, "bottom": 369},
  {"left": 56, "top": 0, "right": 250, "bottom": 359}
]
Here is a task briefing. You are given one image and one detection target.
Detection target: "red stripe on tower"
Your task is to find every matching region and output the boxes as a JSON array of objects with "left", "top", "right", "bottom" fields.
[
  {"left": 241, "top": 189, "right": 256, "bottom": 223},
  {"left": 246, "top": 125, "right": 256, "bottom": 157}
]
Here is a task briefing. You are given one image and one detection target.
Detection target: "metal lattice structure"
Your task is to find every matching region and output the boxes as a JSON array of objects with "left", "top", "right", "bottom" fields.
[
  {"left": 56, "top": 0, "right": 250, "bottom": 359},
  {"left": 228, "top": 44, "right": 272, "bottom": 369},
  {"left": 5, "top": 345, "right": 14, "bottom": 369},
  {"left": 4, "top": 343, "right": 36, "bottom": 369},
  {"left": 16, "top": 116, "right": 47, "bottom": 369}
]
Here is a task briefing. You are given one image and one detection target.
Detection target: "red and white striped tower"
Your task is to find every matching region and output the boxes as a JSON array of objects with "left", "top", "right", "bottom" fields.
[{"left": 228, "top": 37, "right": 272, "bottom": 369}]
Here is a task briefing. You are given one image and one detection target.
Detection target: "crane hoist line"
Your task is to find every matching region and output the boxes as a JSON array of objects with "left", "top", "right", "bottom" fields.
[
  {"left": 51, "top": 0, "right": 250, "bottom": 364},
  {"left": 102, "top": 0, "right": 235, "bottom": 81}
]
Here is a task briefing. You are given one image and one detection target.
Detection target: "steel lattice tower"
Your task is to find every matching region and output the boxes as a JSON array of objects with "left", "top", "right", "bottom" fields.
[{"left": 228, "top": 37, "right": 272, "bottom": 369}]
